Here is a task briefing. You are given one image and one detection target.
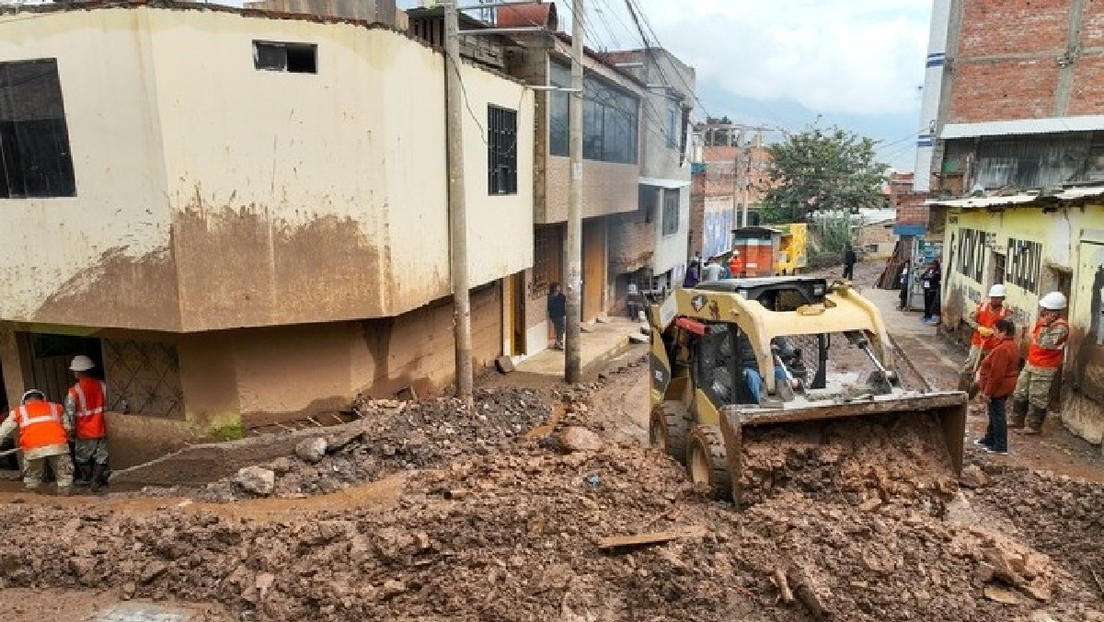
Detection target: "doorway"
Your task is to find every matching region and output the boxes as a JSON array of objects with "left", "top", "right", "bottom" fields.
[
  {"left": 19, "top": 332, "right": 102, "bottom": 404},
  {"left": 506, "top": 272, "right": 526, "bottom": 356}
]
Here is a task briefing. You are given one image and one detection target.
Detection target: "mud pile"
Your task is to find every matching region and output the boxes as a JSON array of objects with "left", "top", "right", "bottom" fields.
[
  {"left": 152, "top": 388, "right": 554, "bottom": 501},
  {"left": 740, "top": 414, "right": 959, "bottom": 513},
  {"left": 2, "top": 435, "right": 1102, "bottom": 621}
]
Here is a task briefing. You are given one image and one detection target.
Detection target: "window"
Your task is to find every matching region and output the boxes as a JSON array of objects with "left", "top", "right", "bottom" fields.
[
  {"left": 0, "top": 59, "right": 76, "bottom": 198},
  {"left": 549, "top": 62, "right": 638, "bottom": 164},
  {"left": 662, "top": 188, "right": 679, "bottom": 235},
  {"left": 956, "top": 228, "right": 987, "bottom": 283},
  {"left": 666, "top": 100, "right": 678, "bottom": 148},
  {"left": 253, "top": 41, "right": 317, "bottom": 73},
  {"left": 487, "top": 105, "right": 517, "bottom": 195},
  {"left": 639, "top": 185, "right": 659, "bottom": 223}
]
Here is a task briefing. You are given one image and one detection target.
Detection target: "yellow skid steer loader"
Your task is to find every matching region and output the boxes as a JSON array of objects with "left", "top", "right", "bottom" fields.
[{"left": 647, "top": 277, "right": 967, "bottom": 506}]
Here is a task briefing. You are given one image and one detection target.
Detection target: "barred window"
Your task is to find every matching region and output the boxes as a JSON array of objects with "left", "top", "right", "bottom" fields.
[
  {"left": 1006, "top": 238, "right": 1042, "bottom": 294},
  {"left": 488, "top": 105, "right": 517, "bottom": 195},
  {"left": 662, "top": 189, "right": 679, "bottom": 235}
]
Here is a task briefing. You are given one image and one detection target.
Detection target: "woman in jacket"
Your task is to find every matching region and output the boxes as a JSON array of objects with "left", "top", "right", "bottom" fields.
[{"left": 974, "top": 319, "right": 1019, "bottom": 455}]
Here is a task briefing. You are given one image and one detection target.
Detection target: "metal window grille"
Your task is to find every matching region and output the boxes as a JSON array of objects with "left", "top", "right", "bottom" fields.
[{"left": 488, "top": 105, "right": 517, "bottom": 195}]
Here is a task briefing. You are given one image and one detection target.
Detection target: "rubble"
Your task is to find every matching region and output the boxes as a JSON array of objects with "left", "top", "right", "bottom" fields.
[
  {"left": 234, "top": 466, "right": 275, "bottom": 496},
  {"left": 559, "top": 426, "right": 603, "bottom": 452},
  {"left": 295, "top": 438, "right": 328, "bottom": 464},
  {"left": 0, "top": 382, "right": 1101, "bottom": 622}
]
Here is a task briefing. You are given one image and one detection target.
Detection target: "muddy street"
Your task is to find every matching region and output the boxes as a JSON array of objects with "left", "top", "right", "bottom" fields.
[{"left": 1, "top": 267, "right": 1102, "bottom": 621}]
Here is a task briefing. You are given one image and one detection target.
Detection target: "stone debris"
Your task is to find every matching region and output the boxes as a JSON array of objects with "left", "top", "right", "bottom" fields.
[
  {"left": 294, "top": 438, "right": 328, "bottom": 464},
  {"left": 0, "top": 381, "right": 1101, "bottom": 622},
  {"left": 559, "top": 426, "right": 603, "bottom": 452},
  {"left": 233, "top": 466, "right": 275, "bottom": 496}
]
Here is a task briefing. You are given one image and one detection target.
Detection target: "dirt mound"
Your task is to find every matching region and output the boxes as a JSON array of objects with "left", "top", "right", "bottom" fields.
[{"left": 740, "top": 414, "right": 959, "bottom": 513}]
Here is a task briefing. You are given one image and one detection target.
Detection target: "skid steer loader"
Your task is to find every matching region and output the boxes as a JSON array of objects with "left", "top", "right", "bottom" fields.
[{"left": 647, "top": 276, "right": 967, "bottom": 505}]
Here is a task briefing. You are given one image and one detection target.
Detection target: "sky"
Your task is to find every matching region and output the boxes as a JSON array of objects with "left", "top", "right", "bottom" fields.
[{"left": 400, "top": 0, "right": 934, "bottom": 171}]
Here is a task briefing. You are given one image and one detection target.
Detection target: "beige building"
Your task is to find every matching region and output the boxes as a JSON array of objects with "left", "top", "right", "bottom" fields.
[{"left": 0, "top": 3, "right": 534, "bottom": 464}]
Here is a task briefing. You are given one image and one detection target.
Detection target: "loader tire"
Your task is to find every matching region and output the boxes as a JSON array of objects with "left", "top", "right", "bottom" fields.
[
  {"left": 649, "top": 401, "right": 690, "bottom": 464},
  {"left": 687, "top": 424, "right": 731, "bottom": 500}
]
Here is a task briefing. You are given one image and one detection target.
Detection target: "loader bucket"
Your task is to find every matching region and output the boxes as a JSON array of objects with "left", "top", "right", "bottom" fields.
[{"left": 718, "top": 391, "right": 967, "bottom": 508}]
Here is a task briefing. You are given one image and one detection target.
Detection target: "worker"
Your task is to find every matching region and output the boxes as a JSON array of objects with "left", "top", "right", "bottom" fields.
[
  {"left": 727, "top": 250, "right": 744, "bottom": 279},
  {"left": 0, "top": 389, "right": 74, "bottom": 495},
  {"left": 701, "top": 257, "right": 723, "bottom": 282},
  {"left": 65, "top": 355, "right": 109, "bottom": 492},
  {"left": 842, "top": 245, "right": 857, "bottom": 280},
  {"left": 974, "top": 319, "right": 1019, "bottom": 455},
  {"left": 961, "top": 284, "right": 1012, "bottom": 392},
  {"left": 1010, "top": 291, "right": 1069, "bottom": 435}
]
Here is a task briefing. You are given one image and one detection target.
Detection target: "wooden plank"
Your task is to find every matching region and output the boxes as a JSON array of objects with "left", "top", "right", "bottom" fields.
[{"left": 596, "top": 527, "right": 705, "bottom": 551}]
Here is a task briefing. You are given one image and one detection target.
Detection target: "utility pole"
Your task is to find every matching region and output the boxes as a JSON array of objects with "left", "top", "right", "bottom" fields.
[
  {"left": 565, "top": 0, "right": 584, "bottom": 383},
  {"left": 740, "top": 136, "right": 750, "bottom": 228},
  {"left": 444, "top": 1, "right": 473, "bottom": 407}
]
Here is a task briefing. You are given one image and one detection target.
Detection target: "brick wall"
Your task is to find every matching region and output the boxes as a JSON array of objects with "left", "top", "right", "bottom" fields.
[
  {"left": 895, "top": 193, "right": 928, "bottom": 226},
  {"left": 948, "top": 0, "right": 1104, "bottom": 123}
]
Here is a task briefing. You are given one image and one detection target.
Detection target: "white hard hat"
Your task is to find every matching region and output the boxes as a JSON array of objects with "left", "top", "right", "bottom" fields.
[
  {"left": 988, "top": 284, "right": 1007, "bottom": 297},
  {"left": 1039, "top": 291, "right": 1067, "bottom": 310},
  {"left": 20, "top": 389, "right": 45, "bottom": 405},
  {"left": 69, "top": 355, "right": 95, "bottom": 372}
]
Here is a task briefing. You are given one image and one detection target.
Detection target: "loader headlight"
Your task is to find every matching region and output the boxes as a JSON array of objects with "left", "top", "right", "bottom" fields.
[{"left": 813, "top": 284, "right": 825, "bottom": 297}]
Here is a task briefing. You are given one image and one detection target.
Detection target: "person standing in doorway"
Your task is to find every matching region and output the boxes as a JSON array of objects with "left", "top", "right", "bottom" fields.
[
  {"left": 842, "top": 245, "right": 857, "bottom": 280},
  {"left": 920, "top": 259, "right": 942, "bottom": 324},
  {"left": 65, "top": 355, "right": 109, "bottom": 492},
  {"left": 974, "top": 319, "right": 1019, "bottom": 455},
  {"left": 1010, "top": 291, "right": 1069, "bottom": 435},
  {"left": 547, "top": 283, "right": 567, "bottom": 351},
  {"left": 0, "top": 389, "right": 74, "bottom": 495}
]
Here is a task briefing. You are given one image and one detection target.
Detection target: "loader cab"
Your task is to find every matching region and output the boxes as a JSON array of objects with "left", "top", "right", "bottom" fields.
[{"left": 693, "top": 276, "right": 829, "bottom": 310}]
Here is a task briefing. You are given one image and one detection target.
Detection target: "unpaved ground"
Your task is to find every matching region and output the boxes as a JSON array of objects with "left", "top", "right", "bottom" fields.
[{"left": 1, "top": 261, "right": 1102, "bottom": 621}]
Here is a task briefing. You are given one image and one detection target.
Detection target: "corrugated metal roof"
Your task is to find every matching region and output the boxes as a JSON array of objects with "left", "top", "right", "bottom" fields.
[
  {"left": 926, "top": 185, "right": 1104, "bottom": 209},
  {"left": 941, "top": 115, "right": 1104, "bottom": 140}
]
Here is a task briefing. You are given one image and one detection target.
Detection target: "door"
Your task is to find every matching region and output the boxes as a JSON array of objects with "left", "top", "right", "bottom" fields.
[
  {"left": 1071, "top": 240, "right": 1104, "bottom": 403},
  {"left": 582, "top": 219, "right": 606, "bottom": 321},
  {"left": 507, "top": 272, "right": 526, "bottom": 356}
]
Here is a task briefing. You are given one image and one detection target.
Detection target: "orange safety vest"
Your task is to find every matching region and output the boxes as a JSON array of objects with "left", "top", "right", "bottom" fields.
[
  {"left": 972, "top": 302, "right": 1012, "bottom": 348},
  {"left": 13, "top": 401, "right": 67, "bottom": 451},
  {"left": 728, "top": 255, "right": 743, "bottom": 277},
  {"left": 68, "top": 378, "right": 107, "bottom": 440},
  {"left": 1026, "top": 318, "right": 1069, "bottom": 369}
]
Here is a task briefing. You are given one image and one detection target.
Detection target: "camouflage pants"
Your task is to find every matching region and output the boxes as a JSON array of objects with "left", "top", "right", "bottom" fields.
[
  {"left": 74, "top": 437, "right": 109, "bottom": 466},
  {"left": 1012, "top": 365, "right": 1057, "bottom": 411},
  {"left": 962, "top": 345, "right": 984, "bottom": 375},
  {"left": 24, "top": 453, "right": 74, "bottom": 490}
]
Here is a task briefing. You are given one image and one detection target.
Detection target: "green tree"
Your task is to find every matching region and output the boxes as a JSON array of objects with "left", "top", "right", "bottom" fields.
[{"left": 759, "top": 126, "right": 887, "bottom": 223}]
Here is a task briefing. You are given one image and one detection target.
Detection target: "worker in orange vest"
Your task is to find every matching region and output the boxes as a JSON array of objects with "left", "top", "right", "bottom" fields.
[
  {"left": 0, "top": 389, "right": 74, "bottom": 494},
  {"left": 727, "top": 250, "right": 744, "bottom": 278},
  {"left": 1010, "top": 291, "right": 1069, "bottom": 434},
  {"left": 65, "top": 355, "right": 110, "bottom": 492},
  {"left": 960, "top": 284, "right": 1012, "bottom": 393}
]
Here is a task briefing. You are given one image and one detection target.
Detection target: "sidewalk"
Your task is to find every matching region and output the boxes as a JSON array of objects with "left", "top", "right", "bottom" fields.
[
  {"left": 860, "top": 287, "right": 965, "bottom": 386},
  {"left": 508, "top": 316, "right": 649, "bottom": 383}
]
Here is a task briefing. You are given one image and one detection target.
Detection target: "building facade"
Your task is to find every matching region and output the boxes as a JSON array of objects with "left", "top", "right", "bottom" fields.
[
  {"left": 919, "top": 0, "right": 1104, "bottom": 449},
  {"left": 0, "top": 3, "right": 534, "bottom": 464}
]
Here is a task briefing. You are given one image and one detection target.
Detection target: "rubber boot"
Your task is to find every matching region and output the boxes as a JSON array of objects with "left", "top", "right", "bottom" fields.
[
  {"left": 1023, "top": 406, "right": 1046, "bottom": 435},
  {"left": 1009, "top": 400, "right": 1028, "bottom": 429},
  {"left": 73, "top": 463, "right": 90, "bottom": 488},
  {"left": 89, "top": 464, "right": 105, "bottom": 493}
]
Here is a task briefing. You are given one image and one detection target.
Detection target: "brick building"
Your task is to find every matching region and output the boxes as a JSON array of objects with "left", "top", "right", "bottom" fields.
[{"left": 917, "top": 0, "right": 1104, "bottom": 449}]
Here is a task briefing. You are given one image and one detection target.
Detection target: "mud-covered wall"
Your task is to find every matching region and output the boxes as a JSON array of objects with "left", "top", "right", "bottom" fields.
[
  {"left": 941, "top": 205, "right": 1104, "bottom": 445},
  {"left": 0, "top": 7, "right": 534, "bottom": 333},
  {"left": 0, "top": 9, "right": 181, "bottom": 331}
]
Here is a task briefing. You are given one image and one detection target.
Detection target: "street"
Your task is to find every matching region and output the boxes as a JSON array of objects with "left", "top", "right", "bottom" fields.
[{"left": 1, "top": 262, "right": 1102, "bottom": 622}]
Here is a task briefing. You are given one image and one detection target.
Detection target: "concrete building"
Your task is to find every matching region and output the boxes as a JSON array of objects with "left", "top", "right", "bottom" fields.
[
  {"left": 918, "top": 0, "right": 1104, "bottom": 448},
  {"left": 0, "top": 2, "right": 535, "bottom": 464},
  {"left": 602, "top": 48, "right": 695, "bottom": 302}
]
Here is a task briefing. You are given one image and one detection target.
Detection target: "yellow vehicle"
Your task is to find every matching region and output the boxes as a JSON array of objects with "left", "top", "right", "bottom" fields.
[
  {"left": 774, "top": 223, "right": 808, "bottom": 275},
  {"left": 647, "top": 276, "right": 967, "bottom": 505}
]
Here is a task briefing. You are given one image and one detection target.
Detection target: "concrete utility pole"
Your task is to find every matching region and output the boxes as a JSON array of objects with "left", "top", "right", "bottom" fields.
[
  {"left": 564, "top": 0, "right": 584, "bottom": 383},
  {"left": 444, "top": 1, "right": 474, "bottom": 407}
]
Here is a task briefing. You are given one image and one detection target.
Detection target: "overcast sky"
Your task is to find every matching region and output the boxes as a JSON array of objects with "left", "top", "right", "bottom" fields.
[{"left": 399, "top": 0, "right": 933, "bottom": 171}]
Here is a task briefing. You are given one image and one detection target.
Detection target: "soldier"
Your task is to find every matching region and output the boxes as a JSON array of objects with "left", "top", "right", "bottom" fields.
[{"left": 1010, "top": 291, "right": 1069, "bottom": 435}]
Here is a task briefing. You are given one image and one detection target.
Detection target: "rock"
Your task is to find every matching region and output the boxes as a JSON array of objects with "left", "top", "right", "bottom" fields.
[
  {"left": 983, "top": 584, "right": 1020, "bottom": 605},
  {"left": 235, "top": 466, "right": 276, "bottom": 496},
  {"left": 380, "top": 579, "right": 406, "bottom": 600},
  {"left": 960, "top": 464, "right": 990, "bottom": 489},
  {"left": 560, "top": 427, "right": 603, "bottom": 452},
  {"left": 255, "top": 572, "right": 275, "bottom": 601},
  {"left": 1023, "top": 579, "right": 1053, "bottom": 602},
  {"left": 140, "top": 561, "right": 168, "bottom": 584},
  {"left": 295, "top": 437, "right": 328, "bottom": 464}
]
